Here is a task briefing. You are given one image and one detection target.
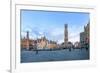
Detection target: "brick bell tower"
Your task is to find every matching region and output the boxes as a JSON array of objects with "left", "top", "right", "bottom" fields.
[
  {"left": 64, "top": 24, "right": 68, "bottom": 47},
  {"left": 26, "top": 31, "right": 29, "bottom": 50}
]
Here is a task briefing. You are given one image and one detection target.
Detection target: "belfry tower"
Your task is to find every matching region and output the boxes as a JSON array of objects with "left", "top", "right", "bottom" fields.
[
  {"left": 26, "top": 31, "right": 29, "bottom": 50},
  {"left": 64, "top": 24, "right": 68, "bottom": 47}
]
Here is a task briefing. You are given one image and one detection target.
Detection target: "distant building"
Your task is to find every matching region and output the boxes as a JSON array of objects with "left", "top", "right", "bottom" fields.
[
  {"left": 80, "top": 32, "right": 85, "bottom": 48},
  {"left": 67, "top": 42, "right": 73, "bottom": 48},
  {"left": 80, "top": 22, "right": 90, "bottom": 49},
  {"left": 64, "top": 24, "right": 68, "bottom": 47},
  {"left": 21, "top": 31, "right": 37, "bottom": 50},
  {"left": 84, "top": 22, "right": 90, "bottom": 44},
  {"left": 21, "top": 32, "right": 58, "bottom": 50},
  {"left": 47, "top": 40, "right": 57, "bottom": 49},
  {"left": 74, "top": 42, "right": 80, "bottom": 48},
  {"left": 37, "top": 36, "right": 48, "bottom": 49}
]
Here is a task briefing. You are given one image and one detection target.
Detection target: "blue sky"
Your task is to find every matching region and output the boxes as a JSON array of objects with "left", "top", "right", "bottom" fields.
[{"left": 21, "top": 10, "right": 89, "bottom": 44}]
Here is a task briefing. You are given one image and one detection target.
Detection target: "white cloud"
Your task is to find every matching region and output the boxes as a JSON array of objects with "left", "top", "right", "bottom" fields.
[{"left": 50, "top": 28, "right": 63, "bottom": 36}]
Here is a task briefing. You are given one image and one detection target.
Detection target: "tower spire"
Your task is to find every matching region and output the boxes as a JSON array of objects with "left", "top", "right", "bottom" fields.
[{"left": 26, "top": 31, "right": 29, "bottom": 39}]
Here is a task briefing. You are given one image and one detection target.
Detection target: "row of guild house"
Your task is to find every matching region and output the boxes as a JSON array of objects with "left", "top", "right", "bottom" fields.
[{"left": 21, "top": 31, "right": 57, "bottom": 50}]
